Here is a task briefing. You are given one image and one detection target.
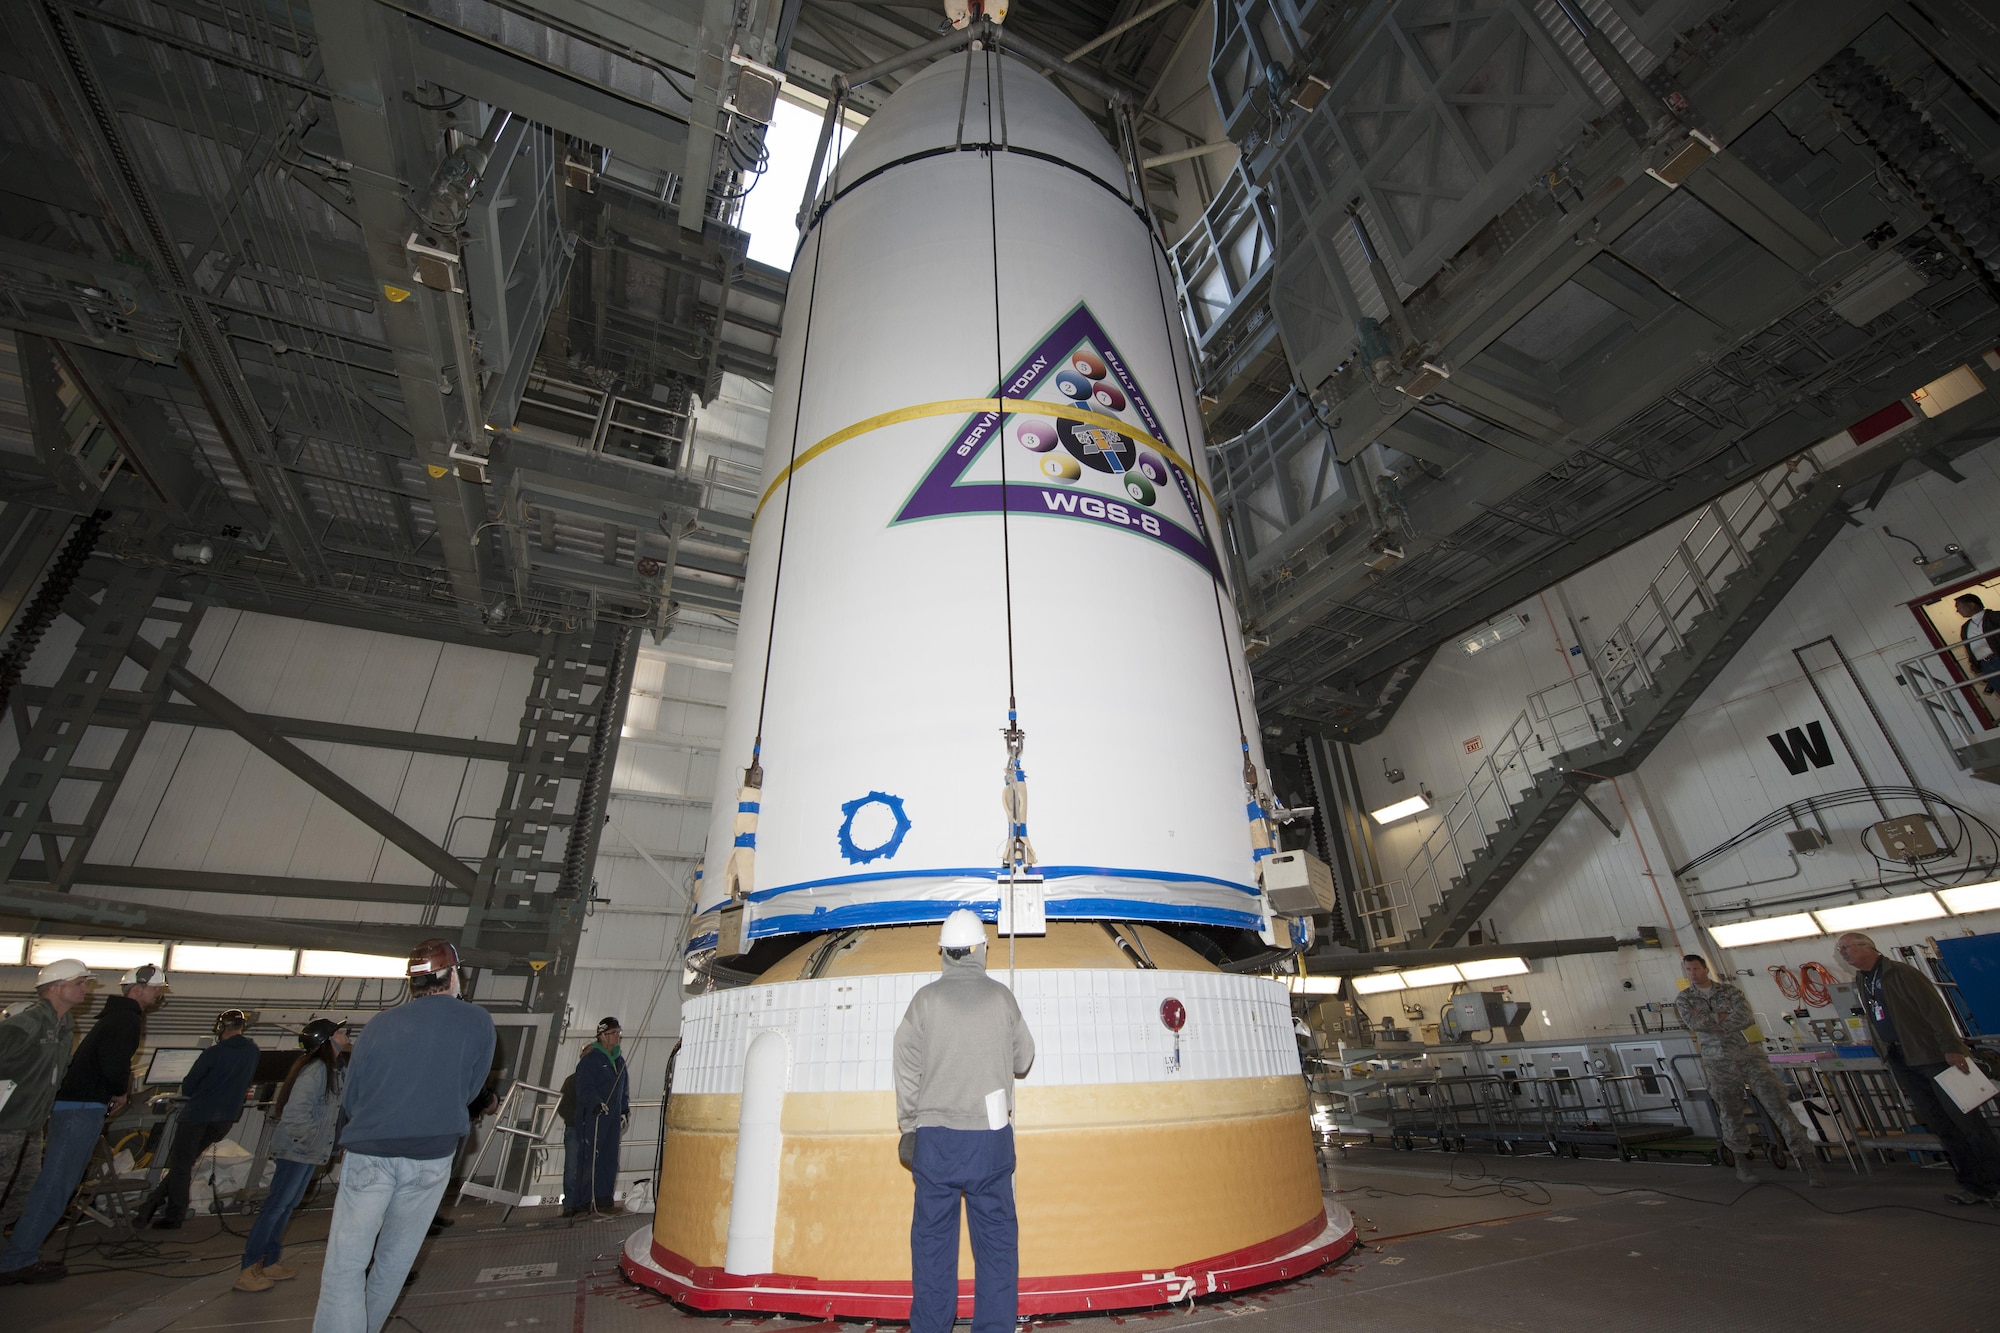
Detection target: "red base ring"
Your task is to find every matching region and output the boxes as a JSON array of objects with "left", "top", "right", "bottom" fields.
[{"left": 620, "top": 1207, "right": 1356, "bottom": 1318}]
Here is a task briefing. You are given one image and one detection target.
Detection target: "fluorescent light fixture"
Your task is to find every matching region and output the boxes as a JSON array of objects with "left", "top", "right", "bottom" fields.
[
  {"left": 1814, "top": 893, "right": 1947, "bottom": 932},
  {"left": 1399, "top": 963, "right": 1464, "bottom": 988},
  {"left": 28, "top": 938, "right": 167, "bottom": 970},
  {"left": 1940, "top": 880, "right": 2000, "bottom": 915},
  {"left": 1460, "top": 614, "right": 1531, "bottom": 656},
  {"left": 1708, "top": 913, "right": 1822, "bottom": 948},
  {"left": 1458, "top": 956, "right": 1530, "bottom": 980},
  {"left": 170, "top": 944, "right": 296, "bottom": 976},
  {"left": 0, "top": 935, "right": 24, "bottom": 965},
  {"left": 1350, "top": 972, "right": 1407, "bottom": 994},
  {"left": 1910, "top": 364, "right": 1984, "bottom": 418},
  {"left": 298, "top": 950, "right": 407, "bottom": 979},
  {"left": 1369, "top": 793, "right": 1432, "bottom": 825},
  {"left": 1286, "top": 975, "right": 1344, "bottom": 995}
]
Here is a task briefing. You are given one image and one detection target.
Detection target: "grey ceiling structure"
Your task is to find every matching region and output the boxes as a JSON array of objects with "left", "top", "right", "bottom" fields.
[
  {"left": 4, "top": 0, "right": 1999, "bottom": 988},
  {"left": 1182, "top": 0, "right": 2000, "bottom": 741}
]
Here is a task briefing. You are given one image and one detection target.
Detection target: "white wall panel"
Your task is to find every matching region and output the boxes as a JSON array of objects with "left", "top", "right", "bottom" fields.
[{"left": 1350, "top": 437, "right": 2000, "bottom": 1036}]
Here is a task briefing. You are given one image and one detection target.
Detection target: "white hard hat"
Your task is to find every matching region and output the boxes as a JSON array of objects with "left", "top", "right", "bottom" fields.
[
  {"left": 37, "top": 958, "right": 96, "bottom": 987},
  {"left": 119, "top": 962, "right": 170, "bottom": 990},
  {"left": 939, "top": 909, "right": 986, "bottom": 950}
]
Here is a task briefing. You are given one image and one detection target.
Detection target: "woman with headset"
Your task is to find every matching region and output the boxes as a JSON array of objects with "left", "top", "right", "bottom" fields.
[{"left": 235, "top": 1018, "right": 350, "bottom": 1293}]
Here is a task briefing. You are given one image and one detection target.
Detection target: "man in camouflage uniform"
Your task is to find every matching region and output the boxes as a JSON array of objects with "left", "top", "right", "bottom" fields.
[{"left": 1674, "top": 954, "right": 1825, "bottom": 1186}]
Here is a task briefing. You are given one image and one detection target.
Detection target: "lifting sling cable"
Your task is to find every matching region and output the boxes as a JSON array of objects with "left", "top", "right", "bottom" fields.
[
  {"left": 729, "top": 89, "right": 847, "bottom": 907},
  {"left": 984, "top": 47, "right": 1032, "bottom": 988},
  {"left": 1133, "top": 114, "right": 1275, "bottom": 884}
]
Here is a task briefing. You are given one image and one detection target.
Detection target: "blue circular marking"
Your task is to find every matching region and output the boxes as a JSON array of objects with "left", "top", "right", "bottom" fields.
[{"left": 837, "top": 791, "right": 911, "bottom": 865}]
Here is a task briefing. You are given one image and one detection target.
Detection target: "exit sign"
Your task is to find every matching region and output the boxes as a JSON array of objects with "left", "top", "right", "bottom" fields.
[{"left": 1463, "top": 736, "right": 1483, "bottom": 754}]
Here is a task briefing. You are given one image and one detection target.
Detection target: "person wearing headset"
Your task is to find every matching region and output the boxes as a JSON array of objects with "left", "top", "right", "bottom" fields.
[
  {"left": 312, "top": 939, "right": 493, "bottom": 1333},
  {"left": 569, "top": 1018, "right": 629, "bottom": 1214},
  {"left": 0, "top": 963, "right": 168, "bottom": 1285},
  {"left": 134, "top": 1009, "right": 262, "bottom": 1230},
  {"left": 235, "top": 1019, "right": 350, "bottom": 1292}
]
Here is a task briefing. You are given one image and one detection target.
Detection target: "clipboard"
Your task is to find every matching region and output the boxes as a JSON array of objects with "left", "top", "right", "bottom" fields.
[{"left": 1935, "top": 1061, "right": 1999, "bottom": 1114}]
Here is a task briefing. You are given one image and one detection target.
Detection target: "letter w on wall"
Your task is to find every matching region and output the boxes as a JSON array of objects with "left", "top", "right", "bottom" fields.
[{"left": 1767, "top": 720, "right": 1836, "bottom": 775}]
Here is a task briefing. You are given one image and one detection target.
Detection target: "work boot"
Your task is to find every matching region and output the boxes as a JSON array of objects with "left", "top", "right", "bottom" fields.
[
  {"left": 263, "top": 1261, "right": 299, "bottom": 1281},
  {"left": 152, "top": 1214, "right": 185, "bottom": 1231},
  {"left": 1734, "top": 1161, "right": 1757, "bottom": 1184},
  {"left": 234, "top": 1265, "right": 274, "bottom": 1293},
  {"left": 0, "top": 1260, "right": 68, "bottom": 1285},
  {"left": 1804, "top": 1160, "right": 1828, "bottom": 1188}
]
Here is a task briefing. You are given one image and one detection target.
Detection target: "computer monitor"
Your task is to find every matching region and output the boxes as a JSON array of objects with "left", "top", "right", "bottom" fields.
[{"left": 144, "top": 1047, "right": 204, "bottom": 1086}]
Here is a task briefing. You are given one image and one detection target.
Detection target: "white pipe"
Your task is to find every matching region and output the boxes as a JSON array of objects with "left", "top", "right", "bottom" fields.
[
  {"left": 1141, "top": 139, "right": 1236, "bottom": 170},
  {"left": 722, "top": 1029, "right": 790, "bottom": 1275}
]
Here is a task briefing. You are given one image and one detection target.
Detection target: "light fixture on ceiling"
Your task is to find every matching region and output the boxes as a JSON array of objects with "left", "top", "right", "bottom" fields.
[
  {"left": 28, "top": 938, "right": 168, "bottom": 971},
  {"left": 170, "top": 944, "right": 297, "bottom": 976},
  {"left": 1370, "top": 790, "right": 1432, "bottom": 825},
  {"left": 1458, "top": 956, "right": 1531, "bottom": 980},
  {"left": 1286, "top": 975, "right": 1344, "bottom": 995},
  {"left": 0, "top": 935, "right": 24, "bottom": 966},
  {"left": 297, "top": 950, "right": 409, "bottom": 979},
  {"left": 1350, "top": 972, "right": 1407, "bottom": 994},
  {"left": 1460, "top": 613, "right": 1532, "bottom": 655},
  {"left": 1708, "top": 913, "right": 1823, "bottom": 947},
  {"left": 1940, "top": 879, "right": 2000, "bottom": 915},
  {"left": 1814, "top": 892, "right": 1947, "bottom": 931},
  {"left": 1399, "top": 963, "right": 1463, "bottom": 988}
]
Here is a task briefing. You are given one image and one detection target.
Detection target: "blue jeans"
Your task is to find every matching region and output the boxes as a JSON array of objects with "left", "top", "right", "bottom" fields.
[
  {"left": 0, "top": 1102, "right": 106, "bottom": 1272},
  {"left": 243, "top": 1158, "right": 316, "bottom": 1268},
  {"left": 312, "top": 1152, "right": 451, "bottom": 1333},
  {"left": 909, "top": 1126, "right": 1017, "bottom": 1333}
]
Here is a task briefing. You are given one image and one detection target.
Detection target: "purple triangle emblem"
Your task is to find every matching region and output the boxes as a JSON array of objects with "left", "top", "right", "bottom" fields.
[{"left": 891, "top": 303, "right": 1223, "bottom": 580}]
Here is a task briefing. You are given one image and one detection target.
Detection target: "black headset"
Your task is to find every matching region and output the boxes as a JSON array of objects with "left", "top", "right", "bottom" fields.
[{"left": 213, "top": 1008, "right": 250, "bottom": 1038}]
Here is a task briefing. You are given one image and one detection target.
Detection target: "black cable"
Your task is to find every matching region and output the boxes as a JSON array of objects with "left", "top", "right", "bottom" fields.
[
  {"left": 746, "top": 112, "right": 839, "bottom": 774},
  {"left": 1134, "top": 118, "right": 1261, "bottom": 801},
  {"left": 986, "top": 49, "right": 1019, "bottom": 723},
  {"left": 404, "top": 89, "right": 467, "bottom": 112},
  {"left": 1675, "top": 786, "right": 2000, "bottom": 886}
]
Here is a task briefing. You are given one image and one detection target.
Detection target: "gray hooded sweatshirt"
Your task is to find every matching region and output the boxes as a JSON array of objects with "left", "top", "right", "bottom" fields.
[{"left": 893, "top": 950, "right": 1036, "bottom": 1133}]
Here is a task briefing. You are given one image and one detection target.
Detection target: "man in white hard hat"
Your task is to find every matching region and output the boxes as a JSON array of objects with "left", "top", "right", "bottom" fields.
[
  {"left": 893, "top": 909, "right": 1036, "bottom": 1333},
  {"left": 0, "top": 961, "right": 97, "bottom": 1249},
  {"left": 0, "top": 960, "right": 167, "bottom": 1284}
]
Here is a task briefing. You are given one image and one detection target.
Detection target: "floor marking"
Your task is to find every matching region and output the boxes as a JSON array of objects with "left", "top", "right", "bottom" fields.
[
  {"left": 1545, "top": 1215, "right": 1577, "bottom": 1222},
  {"left": 1369, "top": 1207, "right": 1553, "bottom": 1243},
  {"left": 1447, "top": 1232, "right": 1484, "bottom": 1240},
  {"left": 480, "top": 1262, "right": 560, "bottom": 1282}
]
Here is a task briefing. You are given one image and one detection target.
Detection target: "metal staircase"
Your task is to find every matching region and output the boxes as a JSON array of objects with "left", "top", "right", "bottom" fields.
[{"left": 1390, "top": 449, "right": 1854, "bottom": 949}]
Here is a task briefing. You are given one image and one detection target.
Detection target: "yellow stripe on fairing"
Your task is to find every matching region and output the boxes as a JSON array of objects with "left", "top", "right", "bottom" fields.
[{"left": 752, "top": 397, "right": 1214, "bottom": 520}]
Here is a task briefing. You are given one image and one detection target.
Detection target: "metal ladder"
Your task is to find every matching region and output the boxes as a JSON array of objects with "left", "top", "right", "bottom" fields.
[{"left": 454, "top": 1079, "right": 565, "bottom": 1219}]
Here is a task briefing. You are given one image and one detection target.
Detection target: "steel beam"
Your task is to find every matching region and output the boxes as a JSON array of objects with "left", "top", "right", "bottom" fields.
[
  {"left": 102, "top": 613, "right": 480, "bottom": 895},
  {"left": 408, "top": 22, "right": 691, "bottom": 175},
  {"left": 0, "top": 880, "right": 509, "bottom": 966},
  {"left": 13, "top": 859, "right": 467, "bottom": 906},
  {"left": 10, "top": 686, "right": 518, "bottom": 762}
]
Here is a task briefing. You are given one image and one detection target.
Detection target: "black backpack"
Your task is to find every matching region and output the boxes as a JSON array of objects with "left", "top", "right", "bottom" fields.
[{"left": 556, "top": 1073, "right": 576, "bottom": 1127}]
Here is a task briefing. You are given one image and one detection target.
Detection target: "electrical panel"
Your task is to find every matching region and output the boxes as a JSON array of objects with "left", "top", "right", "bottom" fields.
[{"left": 1873, "top": 815, "right": 1940, "bottom": 860}]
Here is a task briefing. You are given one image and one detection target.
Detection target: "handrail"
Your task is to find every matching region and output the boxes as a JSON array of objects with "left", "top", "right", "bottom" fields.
[
  {"left": 1393, "top": 448, "right": 1827, "bottom": 929},
  {"left": 1895, "top": 626, "right": 2000, "bottom": 753}
]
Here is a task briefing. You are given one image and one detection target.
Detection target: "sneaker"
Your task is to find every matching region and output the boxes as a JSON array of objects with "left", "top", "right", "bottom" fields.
[
  {"left": 234, "top": 1267, "right": 275, "bottom": 1293},
  {"left": 431, "top": 1215, "right": 455, "bottom": 1228},
  {"left": 0, "top": 1261, "right": 68, "bottom": 1285},
  {"left": 263, "top": 1262, "right": 299, "bottom": 1281}
]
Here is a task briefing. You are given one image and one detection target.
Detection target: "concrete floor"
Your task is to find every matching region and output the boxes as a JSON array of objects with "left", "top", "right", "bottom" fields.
[{"left": 13, "top": 1147, "right": 1999, "bottom": 1333}]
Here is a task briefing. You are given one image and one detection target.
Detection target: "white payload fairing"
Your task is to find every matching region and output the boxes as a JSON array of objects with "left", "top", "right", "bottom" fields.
[{"left": 624, "top": 45, "right": 1354, "bottom": 1317}]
